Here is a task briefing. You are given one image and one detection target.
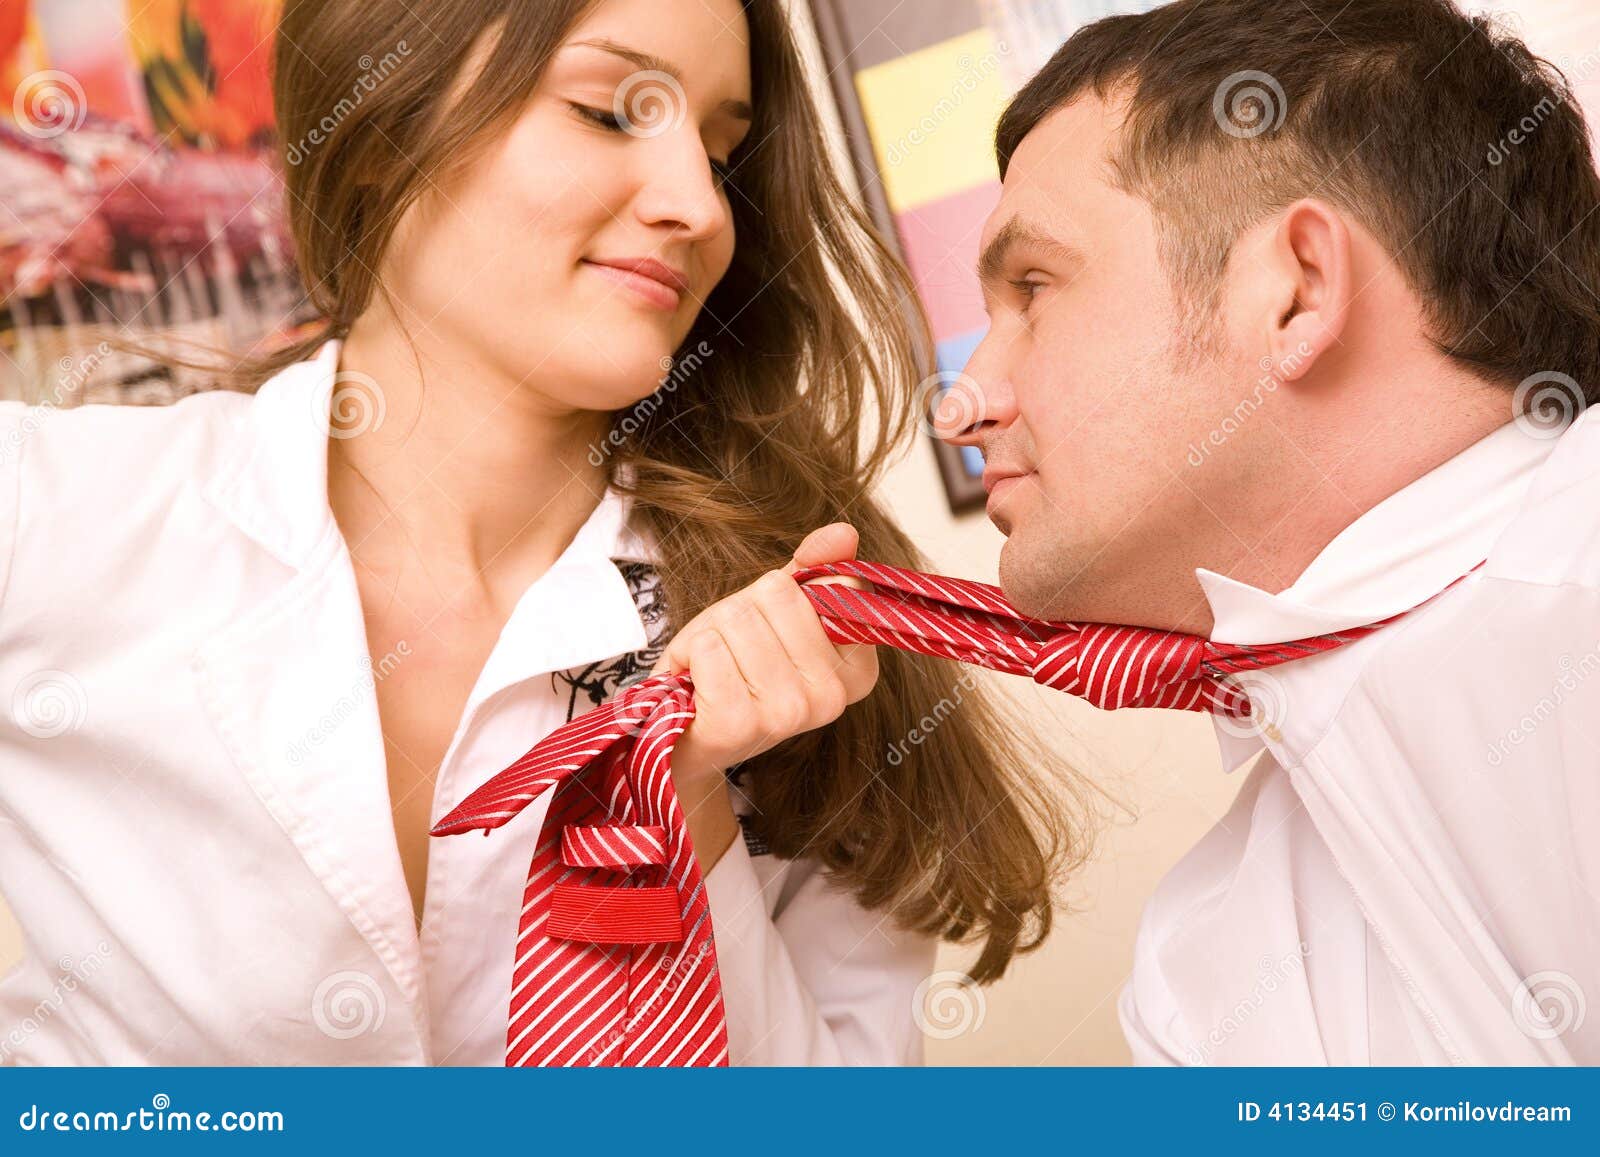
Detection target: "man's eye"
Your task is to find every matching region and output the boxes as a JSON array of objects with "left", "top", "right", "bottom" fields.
[
  {"left": 571, "top": 103, "right": 625, "bottom": 131},
  {"left": 1009, "top": 278, "right": 1046, "bottom": 312}
]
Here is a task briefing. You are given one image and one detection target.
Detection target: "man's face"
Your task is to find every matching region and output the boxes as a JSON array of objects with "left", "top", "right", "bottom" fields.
[{"left": 947, "top": 95, "right": 1258, "bottom": 627}]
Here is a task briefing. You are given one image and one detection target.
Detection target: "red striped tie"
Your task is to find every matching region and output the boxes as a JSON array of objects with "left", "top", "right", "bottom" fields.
[{"left": 431, "top": 559, "right": 1457, "bottom": 1066}]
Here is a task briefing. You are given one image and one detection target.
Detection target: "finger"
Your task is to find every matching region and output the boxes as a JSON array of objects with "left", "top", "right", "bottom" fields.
[
  {"left": 709, "top": 594, "right": 798, "bottom": 704},
  {"left": 782, "top": 524, "right": 872, "bottom": 594},
  {"left": 683, "top": 628, "right": 760, "bottom": 760},
  {"left": 784, "top": 523, "right": 858, "bottom": 572},
  {"left": 651, "top": 612, "right": 714, "bottom": 677},
  {"left": 748, "top": 570, "right": 860, "bottom": 696}
]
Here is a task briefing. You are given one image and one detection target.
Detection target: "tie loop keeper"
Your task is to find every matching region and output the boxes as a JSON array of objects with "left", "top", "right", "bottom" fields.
[
  {"left": 560, "top": 824, "right": 669, "bottom": 869},
  {"left": 547, "top": 883, "right": 685, "bottom": 944}
]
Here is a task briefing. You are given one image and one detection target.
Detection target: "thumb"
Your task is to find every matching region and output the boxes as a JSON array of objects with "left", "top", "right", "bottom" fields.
[
  {"left": 784, "top": 522, "right": 870, "bottom": 591},
  {"left": 784, "top": 522, "right": 859, "bottom": 574}
]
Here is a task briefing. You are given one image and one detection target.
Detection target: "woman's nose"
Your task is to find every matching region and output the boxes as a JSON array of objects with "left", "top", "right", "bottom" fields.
[{"left": 632, "top": 134, "right": 731, "bottom": 242}]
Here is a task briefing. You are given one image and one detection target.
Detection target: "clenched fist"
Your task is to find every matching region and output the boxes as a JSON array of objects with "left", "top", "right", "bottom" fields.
[{"left": 650, "top": 523, "right": 878, "bottom": 871}]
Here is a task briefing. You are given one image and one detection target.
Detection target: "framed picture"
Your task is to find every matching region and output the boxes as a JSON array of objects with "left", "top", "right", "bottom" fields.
[{"left": 805, "top": 1, "right": 1172, "bottom": 513}]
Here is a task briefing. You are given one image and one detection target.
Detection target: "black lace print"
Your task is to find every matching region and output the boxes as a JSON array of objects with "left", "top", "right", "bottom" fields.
[
  {"left": 549, "top": 560, "right": 767, "bottom": 857},
  {"left": 550, "top": 561, "right": 672, "bottom": 721}
]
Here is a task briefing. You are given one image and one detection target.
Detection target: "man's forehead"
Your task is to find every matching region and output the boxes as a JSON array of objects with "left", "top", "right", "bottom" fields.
[{"left": 983, "top": 95, "right": 1122, "bottom": 248}]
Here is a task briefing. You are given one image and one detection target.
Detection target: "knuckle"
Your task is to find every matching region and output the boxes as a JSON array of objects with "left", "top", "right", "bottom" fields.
[
  {"left": 770, "top": 693, "right": 810, "bottom": 735},
  {"left": 815, "top": 679, "right": 849, "bottom": 719}
]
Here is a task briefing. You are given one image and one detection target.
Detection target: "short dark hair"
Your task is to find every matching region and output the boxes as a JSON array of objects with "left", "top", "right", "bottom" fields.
[{"left": 996, "top": 0, "right": 1600, "bottom": 399}]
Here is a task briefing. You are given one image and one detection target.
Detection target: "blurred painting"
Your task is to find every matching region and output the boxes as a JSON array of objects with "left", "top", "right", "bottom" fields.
[{"left": 0, "top": 0, "right": 310, "bottom": 405}]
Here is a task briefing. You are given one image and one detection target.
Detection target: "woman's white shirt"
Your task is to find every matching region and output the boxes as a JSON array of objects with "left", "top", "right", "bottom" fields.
[{"left": 0, "top": 340, "right": 935, "bottom": 1066}]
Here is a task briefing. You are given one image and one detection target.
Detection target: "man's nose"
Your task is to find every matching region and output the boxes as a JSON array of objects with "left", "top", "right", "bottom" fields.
[{"left": 935, "top": 331, "right": 1016, "bottom": 449}]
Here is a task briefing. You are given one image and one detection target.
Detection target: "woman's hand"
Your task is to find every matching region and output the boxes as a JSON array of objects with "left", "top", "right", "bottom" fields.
[{"left": 649, "top": 523, "right": 879, "bottom": 872}]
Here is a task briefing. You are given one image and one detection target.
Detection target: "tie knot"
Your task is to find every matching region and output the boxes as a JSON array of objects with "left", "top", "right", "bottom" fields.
[{"left": 1031, "top": 625, "right": 1209, "bottom": 711}]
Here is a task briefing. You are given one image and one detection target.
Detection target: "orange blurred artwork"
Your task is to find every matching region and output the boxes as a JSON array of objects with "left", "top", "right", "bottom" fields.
[{"left": 125, "top": 0, "right": 278, "bottom": 149}]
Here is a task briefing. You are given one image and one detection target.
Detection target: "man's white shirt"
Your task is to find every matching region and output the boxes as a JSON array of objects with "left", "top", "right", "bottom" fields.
[{"left": 1121, "top": 411, "right": 1600, "bottom": 1064}]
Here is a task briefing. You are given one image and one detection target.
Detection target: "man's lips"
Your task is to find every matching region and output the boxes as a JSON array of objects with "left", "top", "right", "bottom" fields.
[
  {"left": 584, "top": 257, "right": 689, "bottom": 311},
  {"left": 982, "top": 468, "right": 1033, "bottom": 495}
]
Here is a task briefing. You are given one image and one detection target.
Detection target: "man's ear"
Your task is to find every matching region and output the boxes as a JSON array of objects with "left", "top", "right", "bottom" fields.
[{"left": 1262, "top": 198, "right": 1353, "bottom": 381}]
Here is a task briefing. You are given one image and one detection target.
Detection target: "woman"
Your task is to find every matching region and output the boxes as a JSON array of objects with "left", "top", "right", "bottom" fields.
[{"left": 0, "top": 0, "right": 1084, "bottom": 1065}]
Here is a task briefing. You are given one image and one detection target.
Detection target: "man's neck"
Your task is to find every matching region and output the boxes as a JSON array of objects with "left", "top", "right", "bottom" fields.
[{"left": 1182, "top": 372, "right": 1515, "bottom": 635}]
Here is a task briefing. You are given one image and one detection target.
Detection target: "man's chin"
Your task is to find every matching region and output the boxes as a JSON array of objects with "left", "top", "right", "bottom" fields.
[{"left": 996, "top": 537, "right": 1060, "bottom": 620}]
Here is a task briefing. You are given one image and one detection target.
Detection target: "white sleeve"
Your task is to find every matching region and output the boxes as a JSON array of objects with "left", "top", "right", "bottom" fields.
[
  {"left": 1118, "top": 978, "right": 1184, "bottom": 1066},
  {"left": 0, "top": 402, "right": 25, "bottom": 625},
  {"left": 703, "top": 832, "right": 937, "bottom": 1066}
]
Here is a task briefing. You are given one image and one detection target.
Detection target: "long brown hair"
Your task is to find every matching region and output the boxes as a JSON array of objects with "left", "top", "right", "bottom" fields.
[{"left": 243, "top": 0, "right": 1090, "bottom": 982}]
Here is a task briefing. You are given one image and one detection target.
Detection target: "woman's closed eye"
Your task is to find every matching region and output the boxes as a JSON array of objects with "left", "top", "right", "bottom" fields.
[
  {"left": 570, "top": 101, "right": 626, "bottom": 131},
  {"left": 569, "top": 102, "right": 736, "bottom": 187}
]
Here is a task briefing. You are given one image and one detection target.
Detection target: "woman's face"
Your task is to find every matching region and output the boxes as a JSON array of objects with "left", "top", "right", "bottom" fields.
[{"left": 384, "top": 0, "right": 752, "bottom": 412}]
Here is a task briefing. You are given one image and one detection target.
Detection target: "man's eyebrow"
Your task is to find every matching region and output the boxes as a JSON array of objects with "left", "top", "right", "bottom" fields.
[
  {"left": 978, "top": 217, "right": 1082, "bottom": 285},
  {"left": 568, "top": 38, "right": 754, "bottom": 121}
]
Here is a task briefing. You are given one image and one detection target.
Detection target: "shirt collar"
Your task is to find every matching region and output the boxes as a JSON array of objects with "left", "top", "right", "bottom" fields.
[
  {"left": 199, "top": 338, "right": 658, "bottom": 695},
  {"left": 1198, "top": 418, "right": 1561, "bottom": 770}
]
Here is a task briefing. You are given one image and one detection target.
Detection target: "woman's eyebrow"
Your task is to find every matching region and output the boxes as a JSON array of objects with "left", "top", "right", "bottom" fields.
[{"left": 567, "top": 37, "right": 754, "bottom": 121}]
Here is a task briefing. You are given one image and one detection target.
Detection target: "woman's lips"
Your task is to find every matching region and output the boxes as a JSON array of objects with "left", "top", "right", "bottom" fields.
[{"left": 583, "top": 258, "right": 685, "bottom": 312}]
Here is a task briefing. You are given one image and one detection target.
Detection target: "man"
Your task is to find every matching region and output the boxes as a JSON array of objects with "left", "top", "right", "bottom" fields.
[{"left": 941, "top": 0, "right": 1599, "bottom": 1063}]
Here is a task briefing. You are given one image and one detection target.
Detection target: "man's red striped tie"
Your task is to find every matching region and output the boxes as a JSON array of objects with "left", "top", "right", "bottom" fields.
[{"left": 431, "top": 559, "right": 1452, "bottom": 1067}]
